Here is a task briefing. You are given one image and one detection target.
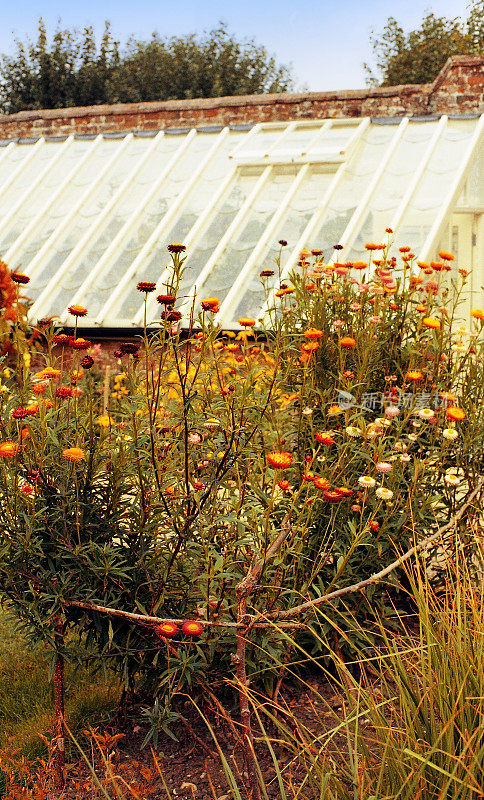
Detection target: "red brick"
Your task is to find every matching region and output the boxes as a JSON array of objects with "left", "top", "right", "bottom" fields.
[{"left": 0, "top": 55, "right": 481, "bottom": 140}]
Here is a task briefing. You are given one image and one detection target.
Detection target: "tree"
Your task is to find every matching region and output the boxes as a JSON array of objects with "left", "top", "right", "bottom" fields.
[
  {"left": 0, "top": 20, "right": 294, "bottom": 114},
  {"left": 365, "top": 0, "right": 483, "bottom": 86}
]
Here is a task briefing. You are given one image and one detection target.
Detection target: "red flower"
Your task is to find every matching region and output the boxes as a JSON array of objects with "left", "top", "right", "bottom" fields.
[
  {"left": 68, "top": 305, "right": 88, "bottom": 317},
  {"left": 71, "top": 338, "right": 91, "bottom": 350},
  {"left": 167, "top": 244, "right": 186, "bottom": 254},
  {"left": 278, "top": 479, "right": 290, "bottom": 490},
  {"left": 157, "top": 294, "right": 176, "bottom": 305},
  {"left": 53, "top": 334, "right": 70, "bottom": 345},
  {"left": 12, "top": 407, "right": 35, "bottom": 419},
  {"left": 161, "top": 310, "right": 182, "bottom": 322},
  {"left": 11, "top": 272, "right": 30, "bottom": 285},
  {"left": 55, "top": 387, "right": 73, "bottom": 399},
  {"left": 182, "top": 621, "right": 204, "bottom": 637},
  {"left": 137, "top": 281, "right": 157, "bottom": 293},
  {"left": 154, "top": 622, "right": 179, "bottom": 639},
  {"left": 119, "top": 342, "right": 139, "bottom": 355},
  {"left": 323, "top": 490, "right": 345, "bottom": 502}
]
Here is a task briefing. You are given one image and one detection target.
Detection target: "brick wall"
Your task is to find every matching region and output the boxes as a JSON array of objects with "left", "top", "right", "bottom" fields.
[{"left": 0, "top": 55, "right": 482, "bottom": 140}]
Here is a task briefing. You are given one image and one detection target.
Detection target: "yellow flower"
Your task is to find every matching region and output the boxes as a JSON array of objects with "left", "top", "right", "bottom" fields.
[
  {"left": 97, "top": 415, "right": 114, "bottom": 428},
  {"left": 422, "top": 317, "right": 440, "bottom": 330},
  {"left": 327, "top": 404, "right": 343, "bottom": 416},
  {"left": 33, "top": 367, "right": 61, "bottom": 381},
  {"left": 471, "top": 309, "right": 484, "bottom": 320}
]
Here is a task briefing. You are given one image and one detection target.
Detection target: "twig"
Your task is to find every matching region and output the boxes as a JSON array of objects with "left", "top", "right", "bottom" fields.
[
  {"left": 252, "top": 478, "right": 483, "bottom": 624},
  {"left": 62, "top": 598, "right": 304, "bottom": 630}
]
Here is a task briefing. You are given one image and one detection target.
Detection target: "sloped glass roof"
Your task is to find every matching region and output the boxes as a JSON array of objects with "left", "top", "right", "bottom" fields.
[{"left": 0, "top": 114, "right": 482, "bottom": 329}]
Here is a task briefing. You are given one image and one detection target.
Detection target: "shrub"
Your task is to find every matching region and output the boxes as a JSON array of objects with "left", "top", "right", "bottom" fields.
[{"left": 0, "top": 239, "right": 482, "bottom": 722}]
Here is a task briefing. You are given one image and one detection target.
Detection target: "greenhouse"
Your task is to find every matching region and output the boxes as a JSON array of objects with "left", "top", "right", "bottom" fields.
[{"left": 0, "top": 111, "right": 482, "bottom": 329}]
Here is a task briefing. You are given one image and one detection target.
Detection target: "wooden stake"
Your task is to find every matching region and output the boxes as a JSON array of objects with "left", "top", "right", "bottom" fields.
[{"left": 54, "top": 619, "right": 66, "bottom": 790}]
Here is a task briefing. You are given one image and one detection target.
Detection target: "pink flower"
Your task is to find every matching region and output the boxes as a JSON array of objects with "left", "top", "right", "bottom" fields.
[
  {"left": 358, "top": 283, "right": 370, "bottom": 293},
  {"left": 350, "top": 302, "right": 361, "bottom": 311},
  {"left": 187, "top": 433, "right": 202, "bottom": 444},
  {"left": 376, "top": 462, "right": 392, "bottom": 473},
  {"left": 385, "top": 405, "right": 400, "bottom": 418},
  {"left": 333, "top": 319, "right": 345, "bottom": 329},
  {"left": 368, "top": 316, "right": 382, "bottom": 325}
]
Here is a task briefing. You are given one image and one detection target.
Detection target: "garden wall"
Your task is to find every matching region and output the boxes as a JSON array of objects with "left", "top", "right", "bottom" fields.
[{"left": 0, "top": 55, "right": 482, "bottom": 141}]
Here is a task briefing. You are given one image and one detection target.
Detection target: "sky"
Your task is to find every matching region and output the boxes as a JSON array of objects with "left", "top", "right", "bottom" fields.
[{"left": 0, "top": 0, "right": 472, "bottom": 91}]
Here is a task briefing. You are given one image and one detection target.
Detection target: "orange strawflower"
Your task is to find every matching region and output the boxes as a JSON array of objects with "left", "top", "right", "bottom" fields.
[
  {"left": 304, "top": 328, "right": 324, "bottom": 339},
  {"left": 238, "top": 317, "right": 256, "bottom": 327},
  {"left": 446, "top": 407, "right": 465, "bottom": 421},
  {"left": 267, "top": 452, "right": 293, "bottom": 469},
  {"left": 422, "top": 317, "right": 440, "bottom": 330},
  {"left": 365, "top": 243, "right": 385, "bottom": 251},
  {"left": 438, "top": 250, "right": 454, "bottom": 261},
  {"left": 471, "top": 309, "right": 484, "bottom": 320},
  {"left": 327, "top": 404, "right": 343, "bottom": 416},
  {"left": 313, "top": 477, "right": 330, "bottom": 491},
  {"left": 201, "top": 298, "right": 220, "bottom": 312},
  {"left": 68, "top": 304, "right": 88, "bottom": 316},
  {"left": 301, "top": 341, "right": 319, "bottom": 353},
  {"left": 0, "top": 441, "right": 19, "bottom": 457},
  {"left": 339, "top": 336, "right": 356, "bottom": 348},
  {"left": 62, "top": 447, "right": 85, "bottom": 462},
  {"left": 315, "top": 432, "right": 335, "bottom": 445},
  {"left": 406, "top": 370, "right": 424, "bottom": 381}
]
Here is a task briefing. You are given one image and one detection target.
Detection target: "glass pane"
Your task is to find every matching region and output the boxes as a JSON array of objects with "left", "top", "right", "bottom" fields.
[
  {"left": 0, "top": 140, "right": 91, "bottom": 253},
  {"left": 394, "top": 119, "right": 476, "bottom": 254},
  {"left": 83, "top": 131, "right": 245, "bottom": 319},
  {"left": 231, "top": 167, "right": 335, "bottom": 324},
  {"left": 194, "top": 167, "right": 295, "bottom": 308},
  {"left": 311, "top": 123, "right": 396, "bottom": 255},
  {"left": 111, "top": 162, "right": 264, "bottom": 323},
  {"left": 344, "top": 120, "right": 440, "bottom": 259}
]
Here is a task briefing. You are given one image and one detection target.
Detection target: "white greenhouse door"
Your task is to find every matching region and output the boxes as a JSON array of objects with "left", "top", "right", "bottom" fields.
[{"left": 448, "top": 212, "right": 484, "bottom": 321}]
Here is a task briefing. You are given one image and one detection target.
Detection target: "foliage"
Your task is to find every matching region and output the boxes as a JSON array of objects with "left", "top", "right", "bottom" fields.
[
  {"left": 252, "top": 550, "right": 484, "bottom": 799},
  {"left": 0, "top": 241, "right": 482, "bottom": 728},
  {"left": 0, "top": 20, "right": 294, "bottom": 114},
  {"left": 365, "top": 0, "right": 484, "bottom": 86}
]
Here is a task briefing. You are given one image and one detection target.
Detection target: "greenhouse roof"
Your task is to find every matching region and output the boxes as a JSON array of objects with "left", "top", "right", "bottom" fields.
[{"left": 1, "top": 113, "right": 483, "bottom": 330}]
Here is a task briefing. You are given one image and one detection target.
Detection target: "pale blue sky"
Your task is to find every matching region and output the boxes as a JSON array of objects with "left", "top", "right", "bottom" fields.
[{"left": 0, "top": 0, "right": 472, "bottom": 91}]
